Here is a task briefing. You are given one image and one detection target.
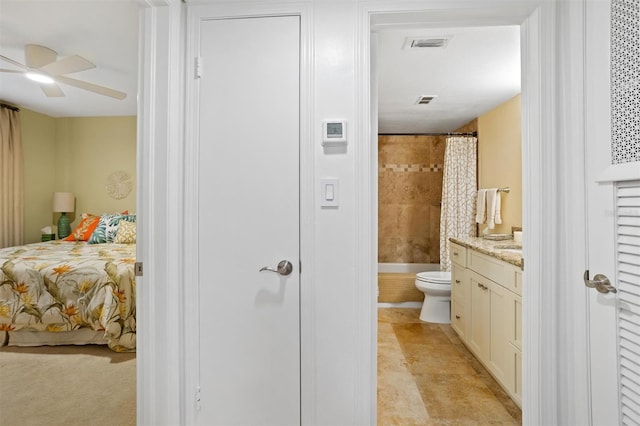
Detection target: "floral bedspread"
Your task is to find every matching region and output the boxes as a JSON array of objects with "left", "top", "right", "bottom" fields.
[{"left": 0, "top": 241, "right": 136, "bottom": 352}]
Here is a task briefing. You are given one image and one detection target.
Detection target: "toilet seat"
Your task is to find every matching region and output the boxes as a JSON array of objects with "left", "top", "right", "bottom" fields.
[{"left": 416, "top": 271, "right": 451, "bottom": 283}]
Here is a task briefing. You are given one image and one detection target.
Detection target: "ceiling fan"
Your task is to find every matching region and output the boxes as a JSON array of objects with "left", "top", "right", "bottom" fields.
[{"left": 0, "top": 44, "right": 126, "bottom": 100}]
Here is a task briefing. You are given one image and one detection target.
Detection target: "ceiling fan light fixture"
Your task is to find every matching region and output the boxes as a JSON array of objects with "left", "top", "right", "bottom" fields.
[{"left": 26, "top": 72, "right": 54, "bottom": 84}]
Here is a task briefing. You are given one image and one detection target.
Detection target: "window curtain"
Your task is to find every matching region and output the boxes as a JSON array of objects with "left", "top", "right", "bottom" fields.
[
  {"left": 0, "top": 104, "right": 24, "bottom": 248},
  {"left": 440, "top": 136, "right": 477, "bottom": 271}
]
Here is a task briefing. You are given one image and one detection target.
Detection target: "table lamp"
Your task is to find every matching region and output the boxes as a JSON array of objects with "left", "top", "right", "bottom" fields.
[{"left": 52, "top": 192, "right": 75, "bottom": 239}]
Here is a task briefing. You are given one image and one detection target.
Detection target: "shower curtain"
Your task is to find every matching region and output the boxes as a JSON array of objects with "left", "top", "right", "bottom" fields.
[{"left": 440, "top": 136, "right": 477, "bottom": 271}]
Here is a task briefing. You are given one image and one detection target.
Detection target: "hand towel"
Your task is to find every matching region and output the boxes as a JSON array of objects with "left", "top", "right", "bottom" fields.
[
  {"left": 476, "top": 189, "right": 487, "bottom": 224},
  {"left": 486, "top": 188, "right": 501, "bottom": 229},
  {"left": 494, "top": 190, "right": 502, "bottom": 225}
]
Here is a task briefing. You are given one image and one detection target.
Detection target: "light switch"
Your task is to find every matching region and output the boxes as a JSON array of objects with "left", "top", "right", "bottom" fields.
[
  {"left": 320, "top": 178, "right": 339, "bottom": 207},
  {"left": 325, "top": 184, "right": 335, "bottom": 201}
]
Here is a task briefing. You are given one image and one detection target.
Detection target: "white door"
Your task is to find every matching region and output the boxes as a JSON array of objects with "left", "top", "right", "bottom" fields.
[
  {"left": 585, "top": 0, "right": 640, "bottom": 424},
  {"left": 196, "top": 16, "right": 300, "bottom": 426}
]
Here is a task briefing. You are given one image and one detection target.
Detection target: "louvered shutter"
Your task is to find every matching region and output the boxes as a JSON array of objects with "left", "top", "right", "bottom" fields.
[{"left": 616, "top": 181, "right": 640, "bottom": 425}]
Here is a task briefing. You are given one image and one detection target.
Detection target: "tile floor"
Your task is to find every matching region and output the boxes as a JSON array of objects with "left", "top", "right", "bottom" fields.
[{"left": 378, "top": 308, "right": 522, "bottom": 425}]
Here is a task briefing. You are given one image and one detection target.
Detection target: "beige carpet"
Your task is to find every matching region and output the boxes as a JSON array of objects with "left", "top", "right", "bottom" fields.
[{"left": 0, "top": 345, "right": 135, "bottom": 426}]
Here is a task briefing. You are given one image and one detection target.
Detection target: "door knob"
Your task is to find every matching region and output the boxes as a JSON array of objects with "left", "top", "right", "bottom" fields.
[
  {"left": 260, "top": 260, "right": 293, "bottom": 276},
  {"left": 583, "top": 270, "right": 617, "bottom": 294}
]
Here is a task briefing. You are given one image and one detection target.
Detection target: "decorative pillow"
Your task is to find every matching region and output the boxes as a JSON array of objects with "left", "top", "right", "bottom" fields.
[
  {"left": 88, "top": 214, "right": 124, "bottom": 244},
  {"left": 64, "top": 214, "right": 100, "bottom": 241},
  {"left": 119, "top": 214, "right": 136, "bottom": 224},
  {"left": 114, "top": 220, "right": 136, "bottom": 244}
]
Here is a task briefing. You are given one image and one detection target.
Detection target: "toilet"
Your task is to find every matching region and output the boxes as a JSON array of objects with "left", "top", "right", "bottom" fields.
[{"left": 414, "top": 271, "right": 452, "bottom": 323}]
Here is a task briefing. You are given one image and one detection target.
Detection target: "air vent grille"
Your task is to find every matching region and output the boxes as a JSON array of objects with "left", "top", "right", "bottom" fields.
[
  {"left": 416, "top": 95, "right": 437, "bottom": 105},
  {"left": 404, "top": 37, "right": 451, "bottom": 49}
]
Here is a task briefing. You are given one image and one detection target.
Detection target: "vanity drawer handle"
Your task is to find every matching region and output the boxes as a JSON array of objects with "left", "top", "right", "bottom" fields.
[
  {"left": 455, "top": 315, "right": 461, "bottom": 319},
  {"left": 455, "top": 279, "right": 461, "bottom": 284}
]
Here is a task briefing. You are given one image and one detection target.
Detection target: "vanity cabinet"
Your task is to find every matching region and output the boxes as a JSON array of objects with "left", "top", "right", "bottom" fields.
[{"left": 450, "top": 243, "right": 523, "bottom": 407}]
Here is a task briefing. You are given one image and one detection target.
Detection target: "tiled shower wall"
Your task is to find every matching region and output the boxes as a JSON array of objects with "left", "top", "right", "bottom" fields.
[{"left": 378, "top": 135, "right": 445, "bottom": 264}]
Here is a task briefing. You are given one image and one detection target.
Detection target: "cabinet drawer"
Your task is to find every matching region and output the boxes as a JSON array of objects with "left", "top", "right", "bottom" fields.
[
  {"left": 451, "top": 299, "right": 468, "bottom": 342},
  {"left": 451, "top": 264, "right": 469, "bottom": 302},
  {"left": 450, "top": 242, "right": 467, "bottom": 267},
  {"left": 468, "top": 249, "right": 507, "bottom": 284}
]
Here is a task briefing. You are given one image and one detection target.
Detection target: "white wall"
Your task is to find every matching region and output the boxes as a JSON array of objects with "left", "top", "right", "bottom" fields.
[{"left": 312, "top": 2, "right": 361, "bottom": 423}]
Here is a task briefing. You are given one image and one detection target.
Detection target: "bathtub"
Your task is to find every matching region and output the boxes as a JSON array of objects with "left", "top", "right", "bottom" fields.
[{"left": 377, "top": 263, "right": 440, "bottom": 306}]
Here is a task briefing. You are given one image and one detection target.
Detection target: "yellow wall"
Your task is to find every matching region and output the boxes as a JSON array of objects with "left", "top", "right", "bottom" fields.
[
  {"left": 21, "top": 109, "right": 58, "bottom": 244},
  {"left": 477, "top": 94, "right": 522, "bottom": 235},
  {"left": 20, "top": 110, "right": 136, "bottom": 243},
  {"left": 58, "top": 117, "right": 137, "bottom": 219}
]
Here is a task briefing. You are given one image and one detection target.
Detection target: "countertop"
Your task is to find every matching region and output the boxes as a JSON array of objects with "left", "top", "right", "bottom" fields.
[{"left": 449, "top": 236, "right": 523, "bottom": 269}]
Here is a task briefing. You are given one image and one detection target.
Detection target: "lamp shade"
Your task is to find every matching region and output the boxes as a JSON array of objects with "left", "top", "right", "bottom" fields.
[{"left": 52, "top": 192, "right": 75, "bottom": 213}]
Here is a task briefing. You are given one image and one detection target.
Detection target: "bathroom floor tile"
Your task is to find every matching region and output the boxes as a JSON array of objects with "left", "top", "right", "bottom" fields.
[
  {"left": 378, "top": 322, "right": 430, "bottom": 425},
  {"left": 378, "top": 307, "right": 424, "bottom": 324},
  {"left": 378, "top": 308, "right": 522, "bottom": 425}
]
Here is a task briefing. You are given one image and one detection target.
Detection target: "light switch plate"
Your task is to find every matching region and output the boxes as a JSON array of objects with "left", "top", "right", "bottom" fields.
[{"left": 320, "top": 178, "right": 339, "bottom": 207}]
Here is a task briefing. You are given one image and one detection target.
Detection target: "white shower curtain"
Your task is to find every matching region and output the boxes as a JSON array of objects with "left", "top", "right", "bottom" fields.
[{"left": 440, "top": 136, "right": 477, "bottom": 271}]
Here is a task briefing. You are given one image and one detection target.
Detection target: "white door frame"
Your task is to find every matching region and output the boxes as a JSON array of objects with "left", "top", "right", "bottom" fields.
[
  {"left": 356, "top": 1, "right": 591, "bottom": 425},
  {"left": 136, "top": 1, "right": 186, "bottom": 425},
  {"left": 137, "top": 0, "right": 598, "bottom": 424}
]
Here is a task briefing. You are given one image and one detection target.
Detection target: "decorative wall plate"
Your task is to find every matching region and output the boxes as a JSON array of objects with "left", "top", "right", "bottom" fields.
[{"left": 106, "top": 171, "right": 133, "bottom": 199}]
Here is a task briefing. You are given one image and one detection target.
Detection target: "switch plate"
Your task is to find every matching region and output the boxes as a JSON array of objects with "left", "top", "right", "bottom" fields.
[{"left": 320, "top": 178, "right": 339, "bottom": 207}]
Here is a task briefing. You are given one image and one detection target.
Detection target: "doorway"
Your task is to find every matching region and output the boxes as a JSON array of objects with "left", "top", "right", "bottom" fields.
[{"left": 372, "top": 20, "right": 523, "bottom": 423}]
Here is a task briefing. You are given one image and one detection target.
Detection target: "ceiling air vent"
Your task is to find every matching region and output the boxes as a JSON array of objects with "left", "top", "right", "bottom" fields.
[
  {"left": 416, "top": 95, "right": 437, "bottom": 105},
  {"left": 404, "top": 37, "right": 452, "bottom": 50}
]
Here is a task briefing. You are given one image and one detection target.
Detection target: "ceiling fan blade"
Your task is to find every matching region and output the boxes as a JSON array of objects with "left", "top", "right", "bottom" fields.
[
  {"left": 0, "top": 68, "right": 26, "bottom": 74},
  {"left": 55, "top": 75, "right": 127, "bottom": 100},
  {"left": 25, "top": 44, "right": 57, "bottom": 68},
  {"left": 39, "top": 55, "right": 95, "bottom": 76},
  {"left": 0, "top": 54, "right": 29, "bottom": 71},
  {"left": 40, "top": 82, "right": 65, "bottom": 97}
]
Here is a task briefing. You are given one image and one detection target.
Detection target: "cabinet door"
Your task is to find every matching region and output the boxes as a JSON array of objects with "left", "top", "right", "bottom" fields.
[
  {"left": 506, "top": 291, "right": 522, "bottom": 351},
  {"left": 487, "top": 280, "right": 508, "bottom": 385},
  {"left": 505, "top": 290, "right": 523, "bottom": 405},
  {"left": 468, "top": 271, "right": 490, "bottom": 359},
  {"left": 507, "top": 343, "right": 523, "bottom": 407}
]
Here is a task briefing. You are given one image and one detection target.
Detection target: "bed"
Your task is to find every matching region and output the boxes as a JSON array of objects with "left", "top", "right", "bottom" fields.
[{"left": 0, "top": 240, "right": 136, "bottom": 352}]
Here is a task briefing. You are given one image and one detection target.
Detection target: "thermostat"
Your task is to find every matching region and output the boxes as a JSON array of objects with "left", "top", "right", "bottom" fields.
[{"left": 322, "top": 120, "right": 347, "bottom": 145}]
